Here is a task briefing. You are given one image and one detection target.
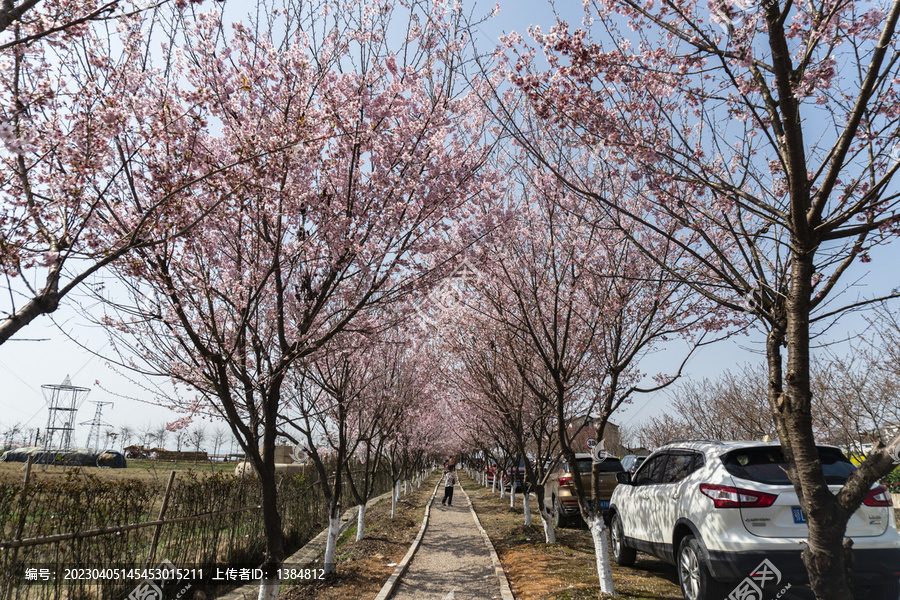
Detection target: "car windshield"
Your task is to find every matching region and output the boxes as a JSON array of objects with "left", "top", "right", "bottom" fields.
[{"left": 722, "top": 446, "right": 855, "bottom": 485}]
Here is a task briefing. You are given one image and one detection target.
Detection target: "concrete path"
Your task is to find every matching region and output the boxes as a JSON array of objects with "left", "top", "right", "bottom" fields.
[{"left": 388, "top": 482, "right": 512, "bottom": 600}]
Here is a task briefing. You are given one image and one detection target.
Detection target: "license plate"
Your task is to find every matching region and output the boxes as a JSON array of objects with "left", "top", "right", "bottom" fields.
[
  {"left": 600, "top": 501, "right": 610, "bottom": 509},
  {"left": 792, "top": 507, "right": 807, "bottom": 524}
]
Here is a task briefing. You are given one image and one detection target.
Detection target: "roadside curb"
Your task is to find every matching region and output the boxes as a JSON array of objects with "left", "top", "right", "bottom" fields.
[
  {"left": 215, "top": 490, "right": 393, "bottom": 600},
  {"left": 459, "top": 482, "right": 516, "bottom": 600},
  {"left": 371, "top": 476, "right": 442, "bottom": 600}
]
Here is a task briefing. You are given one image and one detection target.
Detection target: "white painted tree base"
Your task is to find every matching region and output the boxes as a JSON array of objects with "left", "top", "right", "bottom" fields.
[
  {"left": 323, "top": 513, "right": 341, "bottom": 575},
  {"left": 356, "top": 504, "right": 366, "bottom": 542},
  {"left": 257, "top": 576, "right": 280, "bottom": 600},
  {"left": 540, "top": 508, "right": 556, "bottom": 543},
  {"left": 588, "top": 516, "right": 615, "bottom": 594}
]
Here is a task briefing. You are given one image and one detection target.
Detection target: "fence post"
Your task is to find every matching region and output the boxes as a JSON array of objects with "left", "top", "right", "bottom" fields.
[
  {"left": 6, "top": 456, "right": 33, "bottom": 600},
  {"left": 146, "top": 470, "right": 176, "bottom": 567}
]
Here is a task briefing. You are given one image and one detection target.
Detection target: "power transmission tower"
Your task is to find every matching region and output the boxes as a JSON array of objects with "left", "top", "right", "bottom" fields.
[
  {"left": 42, "top": 375, "right": 90, "bottom": 451},
  {"left": 81, "top": 401, "right": 114, "bottom": 451}
]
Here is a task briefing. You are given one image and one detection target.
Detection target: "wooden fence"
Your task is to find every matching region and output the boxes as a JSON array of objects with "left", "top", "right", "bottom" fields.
[{"left": 0, "top": 459, "right": 392, "bottom": 600}]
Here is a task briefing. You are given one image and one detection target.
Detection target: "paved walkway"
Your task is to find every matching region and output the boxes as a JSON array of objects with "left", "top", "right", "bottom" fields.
[{"left": 389, "top": 482, "right": 510, "bottom": 600}]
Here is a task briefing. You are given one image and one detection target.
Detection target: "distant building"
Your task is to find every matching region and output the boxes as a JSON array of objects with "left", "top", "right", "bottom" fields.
[{"left": 566, "top": 416, "right": 625, "bottom": 456}]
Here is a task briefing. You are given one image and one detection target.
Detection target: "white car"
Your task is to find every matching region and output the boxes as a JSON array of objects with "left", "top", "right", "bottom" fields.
[{"left": 608, "top": 441, "right": 900, "bottom": 600}]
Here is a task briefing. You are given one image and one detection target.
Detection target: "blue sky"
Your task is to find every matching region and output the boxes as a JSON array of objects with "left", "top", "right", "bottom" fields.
[{"left": 1, "top": 0, "right": 898, "bottom": 450}]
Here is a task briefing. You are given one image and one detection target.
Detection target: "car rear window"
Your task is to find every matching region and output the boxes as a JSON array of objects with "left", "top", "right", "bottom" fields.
[
  {"left": 575, "top": 457, "right": 623, "bottom": 473},
  {"left": 573, "top": 459, "right": 593, "bottom": 473},
  {"left": 722, "top": 446, "right": 855, "bottom": 485}
]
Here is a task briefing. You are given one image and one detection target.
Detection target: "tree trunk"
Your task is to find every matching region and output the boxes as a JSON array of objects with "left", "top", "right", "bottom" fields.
[
  {"left": 257, "top": 465, "right": 284, "bottom": 599},
  {"left": 587, "top": 516, "right": 615, "bottom": 594},
  {"left": 391, "top": 481, "right": 398, "bottom": 518},
  {"left": 534, "top": 485, "right": 555, "bottom": 543},
  {"left": 782, "top": 249, "right": 854, "bottom": 599},
  {"left": 323, "top": 501, "right": 342, "bottom": 575},
  {"left": 509, "top": 481, "right": 515, "bottom": 508},
  {"left": 256, "top": 575, "right": 280, "bottom": 600},
  {"left": 356, "top": 504, "right": 366, "bottom": 542},
  {"left": 523, "top": 489, "right": 531, "bottom": 526}
]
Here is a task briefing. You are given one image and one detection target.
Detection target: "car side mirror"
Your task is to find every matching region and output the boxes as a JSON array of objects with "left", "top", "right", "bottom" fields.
[{"left": 616, "top": 471, "right": 633, "bottom": 485}]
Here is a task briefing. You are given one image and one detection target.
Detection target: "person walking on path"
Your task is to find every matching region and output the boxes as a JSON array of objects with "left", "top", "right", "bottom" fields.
[
  {"left": 441, "top": 465, "right": 457, "bottom": 506},
  {"left": 389, "top": 475, "right": 506, "bottom": 600}
]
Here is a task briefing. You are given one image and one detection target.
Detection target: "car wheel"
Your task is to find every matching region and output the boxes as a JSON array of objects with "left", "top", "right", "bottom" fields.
[
  {"left": 610, "top": 513, "right": 636, "bottom": 566},
  {"left": 677, "top": 536, "right": 731, "bottom": 600},
  {"left": 553, "top": 496, "right": 569, "bottom": 529}
]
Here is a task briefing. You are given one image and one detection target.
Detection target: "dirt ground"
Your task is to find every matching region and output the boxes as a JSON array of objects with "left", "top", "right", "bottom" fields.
[
  {"left": 280, "top": 474, "right": 439, "bottom": 600},
  {"left": 463, "top": 472, "right": 693, "bottom": 600}
]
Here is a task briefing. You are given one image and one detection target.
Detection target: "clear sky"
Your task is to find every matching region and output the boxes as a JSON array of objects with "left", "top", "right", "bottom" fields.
[{"left": 1, "top": 0, "right": 898, "bottom": 451}]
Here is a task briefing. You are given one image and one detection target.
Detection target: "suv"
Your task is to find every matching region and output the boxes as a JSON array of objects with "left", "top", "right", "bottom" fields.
[
  {"left": 608, "top": 441, "right": 900, "bottom": 600},
  {"left": 544, "top": 453, "right": 624, "bottom": 527}
]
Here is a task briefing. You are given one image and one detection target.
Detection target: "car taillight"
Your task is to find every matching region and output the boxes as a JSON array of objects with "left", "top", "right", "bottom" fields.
[
  {"left": 699, "top": 483, "right": 777, "bottom": 508},
  {"left": 559, "top": 476, "right": 574, "bottom": 486},
  {"left": 863, "top": 485, "right": 892, "bottom": 507}
]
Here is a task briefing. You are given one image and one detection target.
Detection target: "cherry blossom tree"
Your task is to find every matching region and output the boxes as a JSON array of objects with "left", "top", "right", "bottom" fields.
[
  {"left": 282, "top": 340, "right": 377, "bottom": 573},
  {"left": 283, "top": 329, "right": 432, "bottom": 562},
  {"left": 0, "top": 0, "right": 152, "bottom": 50},
  {"left": 448, "top": 309, "right": 561, "bottom": 539},
  {"left": 99, "top": 2, "right": 497, "bottom": 597},
  {"left": 445, "top": 158, "right": 713, "bottom": 593},
  {"left": 498, "top": 0, "right": 900, "bottom": 594},
  {"left": 0, "top": 3, "right": 231, "bottom": 345},
  {"left": 342, "top": 356, "right": 400, "bottom": 542}
]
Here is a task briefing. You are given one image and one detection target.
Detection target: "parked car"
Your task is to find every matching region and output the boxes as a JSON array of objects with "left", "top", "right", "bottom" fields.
[
  {"left": 609, "top": 440, "right": 900, "bottom": 600},
  {"left": 503, "top": 457, "right": 530, "bottom": 492},
  {"left": 544, "top": 452, "right": 624, "bottom": 527},
  {"left": 620, "top": 454, "right": 648, "bottom": 473}
]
